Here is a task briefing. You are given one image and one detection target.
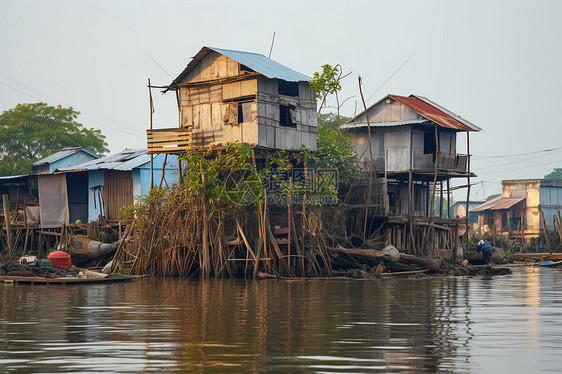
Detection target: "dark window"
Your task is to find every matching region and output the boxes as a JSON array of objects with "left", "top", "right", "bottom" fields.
[
  {"left": 240, "top": 64, "right": 255, "bottom": 74},
  {"left": 278, "top": 80, "right": 299, "bottom": 97},
  {"left": 424, "top": 131, "right": 436, "bottom": 154},
  {"left": 280, "top": 104, "right": 296, "bottom": 127},
  {"left": 238, "top": 102, "right": 244, "bottom": 123}
]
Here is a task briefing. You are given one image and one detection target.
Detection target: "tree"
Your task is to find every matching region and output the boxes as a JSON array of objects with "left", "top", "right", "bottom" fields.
[
  {"left": 486, "top": 193, "right": 501, "bottom": 201},
  {"left": 317, "top": 112, "right": 351, "bottom": 130},
  {"left": 0, "top": 103, "right": 109, "bottom": 176},
  {"left": 309, "top": 64, "right": 351, "bottom": 116},
  {"left": 545, "top": 168, "right": 562, "bottom": 179}
]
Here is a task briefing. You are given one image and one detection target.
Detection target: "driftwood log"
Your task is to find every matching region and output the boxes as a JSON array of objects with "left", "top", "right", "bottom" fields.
[
  {"left": 326, "top": 246, "right": 442, "bottom": 272},
  {"left": 67, "top": 236, "right": 124, "bottom": 265}
]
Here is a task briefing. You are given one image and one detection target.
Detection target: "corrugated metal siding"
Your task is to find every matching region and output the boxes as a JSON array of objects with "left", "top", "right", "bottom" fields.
[{"left": 104, "top": 171, "right": 132, "bottom": 223}]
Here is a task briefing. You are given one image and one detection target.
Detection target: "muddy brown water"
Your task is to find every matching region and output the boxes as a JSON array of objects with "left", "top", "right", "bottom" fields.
[{"left": 1, "top": 267, "right": 561, "bottom": 373}]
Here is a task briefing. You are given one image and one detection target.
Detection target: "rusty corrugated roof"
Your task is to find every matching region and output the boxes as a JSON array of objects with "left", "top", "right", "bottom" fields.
[
  {"left": 490, "top": 197, "right": 525, "bottom": 210},
  {"left": 470, "top": 196, "right": 503, "bottom": 212},
  {"left": 389, "top": 95, "right": 481, "bottom": 132},
  {"left": 470, "top": 196, "right": 525, "bottom": 212}
]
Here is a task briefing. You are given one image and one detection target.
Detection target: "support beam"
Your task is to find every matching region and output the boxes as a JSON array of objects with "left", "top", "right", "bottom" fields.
[{"left": 2, "top": 194, "right": 13, "bottom": 257}]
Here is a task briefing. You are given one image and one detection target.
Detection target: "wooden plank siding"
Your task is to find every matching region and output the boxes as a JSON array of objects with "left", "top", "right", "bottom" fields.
[
  {"left": 171, "top": 51, "right": 317, "bottom": 151},
  {"left": 147, "top": 128, "right": 193, "bottom": 154},
  {"left": 104, "top": 171, "right": 133, "bottom": 223}
]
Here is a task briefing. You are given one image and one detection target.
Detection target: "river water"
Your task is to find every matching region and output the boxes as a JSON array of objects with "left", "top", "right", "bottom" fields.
[{"left": 1, "top": 267, "right": 561, "bottom": 373}]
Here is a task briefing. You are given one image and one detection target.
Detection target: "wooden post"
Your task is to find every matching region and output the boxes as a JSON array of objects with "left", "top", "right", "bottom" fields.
[
  {"left": 158, "top": 154, "right": 168, "bottom": 190},
  {"left": 358, "top": 76, "right": 374, "bottom": 240},
  {"left": 539, "top": 207, "right": 552, "bottom": 252},
  {"left": 465, "top": 132, "right": 471, "bottom": 255},
  {"left": 422, "top": 124, "right": 439, "bottom": 254},
  {"left": 439, "top": 180, "right": 444, "bottom": 218},
  {"left": 200, "top": 164, "right": 210, "bottom": 278},
  {"left": 148, "top": 78, "right": 154, "bottom": 189},
  {"left": 2, "top": 194, "right": 13, "bottom": 257},
  {"left": 287, "top": 179, "right": 292, "bottom": 266},
  {"left": 447, "top": 179, "right": 451, "bottom": 219}
]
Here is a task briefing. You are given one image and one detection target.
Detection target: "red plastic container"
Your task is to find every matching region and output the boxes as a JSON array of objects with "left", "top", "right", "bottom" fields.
[{"left": 47, "top": 251, "right": 71, "bottom": 269}]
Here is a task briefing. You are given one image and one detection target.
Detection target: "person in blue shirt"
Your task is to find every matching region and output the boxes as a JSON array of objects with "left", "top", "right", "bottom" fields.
[{"left": 477, "top": 240, "right": 494, "bottom": 265}]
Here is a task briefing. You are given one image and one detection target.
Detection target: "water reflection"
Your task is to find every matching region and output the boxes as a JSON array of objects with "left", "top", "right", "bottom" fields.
[{"left": 2, "top": 268, "right": 562, "bottom": 372}]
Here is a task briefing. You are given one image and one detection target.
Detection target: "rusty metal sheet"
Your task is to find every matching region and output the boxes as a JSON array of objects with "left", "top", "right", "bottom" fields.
[
  {"left": 470, "top": 196, "right": 525, "bottom": 212},
  {"left": 470, "top": 196, "right": 503, "bottom": 212},
  {"left": 389, "top": 95, "right": 481, "bottom": 132},
  {"left": 490, "top": 197, "right": 526, "bottom": 210}
]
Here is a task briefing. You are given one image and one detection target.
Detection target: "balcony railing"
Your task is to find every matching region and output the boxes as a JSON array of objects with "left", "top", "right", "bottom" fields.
[
  {"left": 147, "top": 128, "right": 193, "bottom": 155},
  {"left": 436, "top": 152, "right": 468, "bottom": 172}
]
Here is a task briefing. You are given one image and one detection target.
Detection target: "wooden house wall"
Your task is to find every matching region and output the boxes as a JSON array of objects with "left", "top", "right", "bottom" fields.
[
  {"left": 181, "top": 51, "right": 239, "bottom": 83},
  {"left": 178, "top": 54, "right": 317, "bottom": 151},
  {"left": 350, "top": 129, "right": 384, "bottom": 162},
  {"left": 354, "top": 100, "right": 423, "bottom": 124},
  {"left": 256, "top": 77, "right": 316, "bottom": 151},
  {"left": 180, "top": 80, "right": 259, "bottom": 146},
  {"left": 104, "top": 170, "right": 133, "bottom": 223},
  {"left": 411, "top": 130, "right": 432, "bottom": 170},
  {"left": 384, "top": 128, "right": 411, "bottom": 171}
]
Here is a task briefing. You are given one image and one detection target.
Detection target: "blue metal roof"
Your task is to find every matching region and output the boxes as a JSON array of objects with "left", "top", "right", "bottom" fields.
[
  {"left": 169, "top": 46, "right": 311, "bottom": 88},
  {"left": 59, "top": 149, "right": 149, "bottom": 172},
  {"left": 209, "top": 47, "right": 311, "bottom": 82},
  {"left": 31, "top": 147, "right": 98, "bottom": 166}
]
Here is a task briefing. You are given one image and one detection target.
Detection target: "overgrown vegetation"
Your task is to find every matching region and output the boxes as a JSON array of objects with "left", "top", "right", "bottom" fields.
[{"left": 121, "top": 127, "right": 359, "bottom": 278}]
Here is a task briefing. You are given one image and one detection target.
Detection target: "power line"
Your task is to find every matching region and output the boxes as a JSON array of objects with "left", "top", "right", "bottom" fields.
[
  {"left": 365, "top": 52, "right": 415, "bottom": 103},
  {"left": 472, "top": 146, "right": 562, "bottom": 159}
]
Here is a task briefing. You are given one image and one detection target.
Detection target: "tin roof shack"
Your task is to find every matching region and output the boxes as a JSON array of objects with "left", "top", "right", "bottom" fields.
[
  {"left": 31, "top": 147, "right": 98, "bottom": 175},
  {"left": 156, "top": 46, "right": 316, "bottom": 152},
  {"left": 1, "top": 148, "right": 99, "bottom": 234},
  {"left": 58, "top": 149, "right": 179, "bottom": 224},
  {"left": 343, "top": 94, "right": 481, "bottom": 256},
  {"left": 471, "top": 179, "right": 562, "bottom": 249}
]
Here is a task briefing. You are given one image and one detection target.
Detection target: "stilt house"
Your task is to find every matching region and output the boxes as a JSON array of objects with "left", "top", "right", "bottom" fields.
[
  {"left": 150, "top": 46, "right": 317, "bottom": 154},
  {"left": 471, "top": 179, "right": 562, "bottom": 246},
  {"left": 343, "top": 94, "right": 481, "bottom": 254}
]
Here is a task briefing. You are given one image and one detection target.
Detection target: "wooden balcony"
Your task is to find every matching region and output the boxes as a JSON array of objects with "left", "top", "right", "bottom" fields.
[
  {"left": 436, "top": 152, "right": 468, "bottom": 172},
  {"left": 147, "top": 128, "right": 193, "bottom": 155}
]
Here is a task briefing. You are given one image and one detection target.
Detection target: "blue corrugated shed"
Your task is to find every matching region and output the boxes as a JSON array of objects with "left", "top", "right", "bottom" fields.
[
  {"left": 32, "top": 147, "right": 97, "bottom": 166},
  {"left": 58, "top": 149, "right": 179, "bottom": 222},
  {"left": 169, "top": 46, "right": 311, "bottom": 88},
  {"left": 31, "top": 147, "right": 98, "bottom": 174},
  {"left": 59, "top": 149, "right": 148, "bottom": 172}
]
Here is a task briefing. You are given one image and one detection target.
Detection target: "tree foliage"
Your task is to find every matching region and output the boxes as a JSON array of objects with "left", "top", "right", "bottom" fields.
[
  {"left": 318, "top": 112, "right": 351, "bottom": 130},
  {"left": 309, "top": 64, "right": 344, "bottom": 114},
  {"left": 545, "top": 168, "right": 562, "bottom": 180},
  {"left": 486, "top": 193, "right": 501, "bottom": 201},
  {"left": 0, "top": 103, "right": 109, "bottom": 176},
  {"left": 314, "top": 125, "right": 358, "bottom": 190}
]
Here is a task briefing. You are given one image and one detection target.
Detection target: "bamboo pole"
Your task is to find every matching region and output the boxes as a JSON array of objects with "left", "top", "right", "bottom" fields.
[
  {"left": 201, "top": 164, "right": 210, "bottom": 278},
  {"left": 422, "top": 124, "right": 439, "bottom": 254},
  {"left": 539, "top": 207, "right": 552, "bottom": 252},
  {"left": 465, "top": 132, "right": 471, "bottom": 256},
  {"left": 158, "top": 154, "right": 168, "bottom": 190},
  {"left": 358, "top": 76, "right": 374, "bottom": 240},
  {"left": 148, "top": 78, "right": 154, "bottom": 189},
  {"left": 287, "top": 180, "right": 292, "bottom": 266},
  {"left": 2, "top": 194, "right": 13, "bottom": 257}
]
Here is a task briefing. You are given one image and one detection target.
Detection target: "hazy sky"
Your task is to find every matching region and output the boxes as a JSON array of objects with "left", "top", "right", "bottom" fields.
[{"left": 1, "top": 0, "right": 561, "bottom": 201}]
